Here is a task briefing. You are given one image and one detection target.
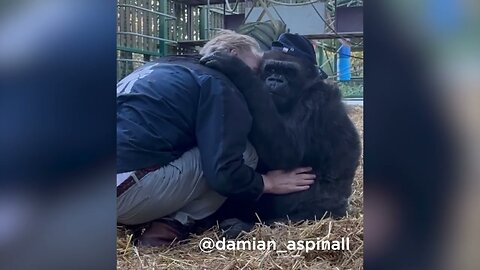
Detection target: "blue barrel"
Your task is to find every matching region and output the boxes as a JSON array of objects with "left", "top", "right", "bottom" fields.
[{"left": 338, "top": 44, "right": 351, "bottom": 81}]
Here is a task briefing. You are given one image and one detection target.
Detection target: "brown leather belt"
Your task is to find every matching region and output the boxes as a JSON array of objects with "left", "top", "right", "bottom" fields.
[{"left": 117, "top": 166, "right": 161, "bottom": 197}]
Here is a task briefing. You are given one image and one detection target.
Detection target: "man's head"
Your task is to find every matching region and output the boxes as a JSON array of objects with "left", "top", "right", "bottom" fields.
[{"left": 200, "top": 30, "right": 263, "bottom": 71}]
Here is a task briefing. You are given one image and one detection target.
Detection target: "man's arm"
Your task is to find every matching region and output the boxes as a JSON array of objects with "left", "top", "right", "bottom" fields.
[
  {"left": 196, "top": 72, "right": 315, "bottom": 199},
  {"left": 200, "top": 53, "right": 303, "bottom": 170},
  {"left": 195, "top": 75, "right": 264, "bottom": 201},
  {"left": 240, "top": 78, "right": 305, "bottom": 170}
]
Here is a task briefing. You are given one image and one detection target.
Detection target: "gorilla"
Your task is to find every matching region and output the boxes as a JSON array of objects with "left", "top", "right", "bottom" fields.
[{"left": 200, "top": 36, "right": 361, "bottom": 236}]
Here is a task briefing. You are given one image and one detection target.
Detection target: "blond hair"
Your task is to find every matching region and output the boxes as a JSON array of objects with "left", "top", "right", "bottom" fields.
[{"left": 200, "top": 30, "right": 262, "bottom": 56}]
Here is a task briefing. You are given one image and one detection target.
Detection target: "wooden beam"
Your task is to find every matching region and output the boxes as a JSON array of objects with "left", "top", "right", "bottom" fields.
[
  {"left": 305, "top": 32, "right": 363, "bottom": 40},
  {"left": 174, "top": 0, "right": 245, "bottom": 6}
]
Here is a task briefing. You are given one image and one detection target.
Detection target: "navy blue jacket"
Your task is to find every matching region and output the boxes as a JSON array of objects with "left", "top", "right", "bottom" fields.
[{"left": 117, "top": 55, "right": 263, "bottom": 201}]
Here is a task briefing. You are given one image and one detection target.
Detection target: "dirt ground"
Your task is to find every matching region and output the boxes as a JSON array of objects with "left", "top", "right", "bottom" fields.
[{"left": 117, "top": 105, "right": 364, "bottom": 270}]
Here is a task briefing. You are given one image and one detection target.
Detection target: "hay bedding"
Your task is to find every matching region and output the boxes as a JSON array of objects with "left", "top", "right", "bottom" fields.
[{"left": 118, "top": 106, "right": 364, "bottom": 270}]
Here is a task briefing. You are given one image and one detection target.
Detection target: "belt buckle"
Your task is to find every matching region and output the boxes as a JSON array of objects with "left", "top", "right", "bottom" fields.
[{"left": 131, "top": 171, "right": 141, "bottom": 184}]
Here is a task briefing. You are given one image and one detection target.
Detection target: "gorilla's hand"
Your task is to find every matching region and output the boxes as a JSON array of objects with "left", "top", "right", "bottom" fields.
[{"left": 200, "top": 52, "right": 254, "bottom": 90}]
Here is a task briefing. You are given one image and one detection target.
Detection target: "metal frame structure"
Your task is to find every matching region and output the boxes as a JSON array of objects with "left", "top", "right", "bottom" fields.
[{"left": 117, "top": 0, "right": 363, "bottom": 96}]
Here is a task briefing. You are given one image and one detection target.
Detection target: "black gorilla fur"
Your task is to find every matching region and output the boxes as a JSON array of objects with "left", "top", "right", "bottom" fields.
[{"left": 200, "top": 50, "right": 361, "bottom": 236}]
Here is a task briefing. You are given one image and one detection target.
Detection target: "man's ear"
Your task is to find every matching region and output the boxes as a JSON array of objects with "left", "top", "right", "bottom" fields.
[{"left": 230, "top": 48, "right": 238, "bottom": 56}]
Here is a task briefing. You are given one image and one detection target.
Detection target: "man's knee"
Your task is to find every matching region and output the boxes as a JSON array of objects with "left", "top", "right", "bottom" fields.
[{"left": 117, "top": 144, "right": 257, "bottom": 225}]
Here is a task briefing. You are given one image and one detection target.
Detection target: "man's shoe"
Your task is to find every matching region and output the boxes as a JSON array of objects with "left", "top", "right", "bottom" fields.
[{"left": 136, "top": 218, "right": 190, "bottom": 247}]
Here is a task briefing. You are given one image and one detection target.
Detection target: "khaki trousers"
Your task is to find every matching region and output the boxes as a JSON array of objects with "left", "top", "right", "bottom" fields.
[{"left": 117, "top": 143, "right": 258, "bottom": 225}]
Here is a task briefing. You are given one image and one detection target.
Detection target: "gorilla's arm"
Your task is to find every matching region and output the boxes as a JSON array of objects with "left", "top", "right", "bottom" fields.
[
  {"left": 243, "top": 79, "right": 306, "bottom": 170},
  {"left": 201, "top": 53, "right": 304, "bottom": 170},
  {"left": 283, "top": 81, "right": 360, "bottom": 217},
  {"left": 305, "top": 81, "right": 361, "bottom": 183}
]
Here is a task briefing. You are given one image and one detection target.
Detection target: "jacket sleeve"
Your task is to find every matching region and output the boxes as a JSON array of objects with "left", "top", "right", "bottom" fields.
[{"left": 195, "top": 76, "right": 264, "bottom": 201}]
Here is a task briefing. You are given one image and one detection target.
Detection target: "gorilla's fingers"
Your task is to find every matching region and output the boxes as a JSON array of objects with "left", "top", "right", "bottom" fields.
[
  {"left": 200, "top": 53, "right": 219, "bottom": 64},
  {"left": 199, "top": 57, "right": 215, "bottom": 65},
  {"left": 200, "top": 51, "right": 228, "bottom": 62},
  {"left": 199, "top": 53, "right": 211, "bottom": 63},
  {"left": 202, "top": 59, "right": 220, "bottom": 70}
]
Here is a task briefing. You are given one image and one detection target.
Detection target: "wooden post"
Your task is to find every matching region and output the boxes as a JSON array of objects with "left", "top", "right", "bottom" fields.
[
  {"left": 199, "top": 6, "right": 207, "bottom": 40},
  {"left": 145, "top": 0, "right": 151, "bottom": 54},
  {"left": 187, "top": 4, "right": 193, "bottom": 41},
  {"left": 158, "top": 0, "right": 168, "bottom": 55},
  {"left": 153, "top": 0, "right": 158, "bottom": 55},
  {"left": 317, "top": 44, "right": 324, "bottom": 67}
]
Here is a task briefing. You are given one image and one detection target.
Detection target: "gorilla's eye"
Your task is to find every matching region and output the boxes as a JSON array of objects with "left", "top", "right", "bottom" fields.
[
  {"left": 264, "top": 65, "right": 276, "bottom": 75},
  {"left": 285, "top": 67, "right": 299, "bottom": 77}
]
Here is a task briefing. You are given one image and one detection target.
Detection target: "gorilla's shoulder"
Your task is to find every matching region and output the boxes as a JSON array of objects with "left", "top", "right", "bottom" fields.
[{"left": 304, "top": 78, "right": 342, "bottom": 105}]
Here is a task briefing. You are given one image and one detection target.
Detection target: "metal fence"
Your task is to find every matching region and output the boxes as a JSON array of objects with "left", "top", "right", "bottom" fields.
[
  {"left": 117, "top": 0, "right": 234, "bottom": 80},
  {"left": 116, "top": 0, "right": 363, "bottom": 98}
]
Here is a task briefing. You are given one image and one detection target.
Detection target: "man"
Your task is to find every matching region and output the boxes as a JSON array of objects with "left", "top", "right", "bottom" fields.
[{"left": 117, "top": 31, "right": 316, "bottom": 246}]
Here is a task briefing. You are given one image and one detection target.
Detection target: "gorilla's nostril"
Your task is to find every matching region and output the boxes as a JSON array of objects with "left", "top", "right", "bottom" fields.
[
  {"left": 267, "top": 77, "right": 285, "bottom": 84},
  {"left": 267, "top": 80, "right": 285, "bottom": 90}
]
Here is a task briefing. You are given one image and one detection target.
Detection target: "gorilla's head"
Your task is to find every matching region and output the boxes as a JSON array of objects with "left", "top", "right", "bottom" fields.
[{"left": 259, "top": 50, "right": 319, "bottom": 112}]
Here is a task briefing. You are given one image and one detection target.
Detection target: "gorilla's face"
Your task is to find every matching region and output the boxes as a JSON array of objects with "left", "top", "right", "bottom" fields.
[{"left": 260, "top": 51, "right": 317, "bottom": 112}]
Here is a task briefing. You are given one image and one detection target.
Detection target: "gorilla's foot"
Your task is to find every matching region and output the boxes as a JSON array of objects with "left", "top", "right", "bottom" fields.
[{"left": 219, "top": 218, "right": 255, "bottom": 239}]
